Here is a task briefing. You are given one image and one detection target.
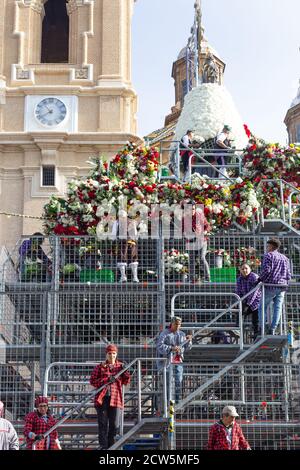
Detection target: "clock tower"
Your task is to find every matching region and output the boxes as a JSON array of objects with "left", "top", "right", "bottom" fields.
[{"left": 0, "top": 0, "right": 139, "bottom": 246}]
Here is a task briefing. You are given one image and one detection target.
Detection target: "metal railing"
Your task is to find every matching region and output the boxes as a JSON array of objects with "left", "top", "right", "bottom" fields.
[
  {"left": 171, "top": 283, "right": 288, "bottom": 347},
  {"left": 159, "top": 140, "right": 244, "bottom": 182},
  {"left": 1, "top": 234, "right": 300, "bottom": 450},
  {"left": 41, "top": 358, "right": 168, "bottom": 449},
  {"left": 171, "top": 363, "right": 300, "bottom": 450},
  {"left": 257, "top": 179, "right": 300, "bottom": 235}
]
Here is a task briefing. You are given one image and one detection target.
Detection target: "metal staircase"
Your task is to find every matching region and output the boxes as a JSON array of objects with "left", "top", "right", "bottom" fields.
[
  {"left": 110, "top": 418, "right": 168, "bottom": 450},
  {"left": 175, "top": 335, "right": 288, "bottom": 412}
]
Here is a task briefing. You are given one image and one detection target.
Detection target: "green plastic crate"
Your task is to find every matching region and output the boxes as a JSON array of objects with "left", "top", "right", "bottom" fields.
[
  {"left": 80, "top": 269, "right": 115, "bottom": 283},
  {"left": 210, "top": 267, "right": 237, "bottom": 283}
]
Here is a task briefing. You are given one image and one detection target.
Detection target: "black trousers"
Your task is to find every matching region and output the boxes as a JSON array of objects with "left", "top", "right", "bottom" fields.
[
  {"left": 181, "top": 151, "right": 191, "bottom": 173},
  {"left": 96, "top": 396, "right": 121, "bottom": 449},
  {"left": 242, "top": 302, "right": 259, "bottom": 333}
]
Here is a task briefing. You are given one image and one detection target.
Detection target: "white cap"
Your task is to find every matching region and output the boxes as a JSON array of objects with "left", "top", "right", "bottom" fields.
[{"left": 222, "top": 405, "right": 239, "bottom": 417}]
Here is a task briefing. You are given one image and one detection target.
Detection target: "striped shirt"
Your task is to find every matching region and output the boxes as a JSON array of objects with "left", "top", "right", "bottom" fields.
[
  {"left": 259, "top": 250, "right": 291, "bottom": 289},
  {"left": 236, "top": 272, "right": 261, "bottom": 311}
]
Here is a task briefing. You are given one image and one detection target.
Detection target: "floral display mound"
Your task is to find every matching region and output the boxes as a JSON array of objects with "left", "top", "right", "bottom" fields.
[
  {"left": 243, "top": 143, "right": 300, "bottom": 185},
  {"left": 43, "top": 143, "right": 260, "bottom": 236},
  {"left": 242, "top": 142, "right": 300, "bottom": 219}
]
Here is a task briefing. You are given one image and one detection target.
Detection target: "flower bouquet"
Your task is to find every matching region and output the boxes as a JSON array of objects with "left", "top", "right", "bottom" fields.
[
  {"left": 231, "top": 247, "right": 261, "bottom": 268},
  {"left": 209, "top": 249, "right": 231, "bottom": 268},
  {"left": 164, "top": 249, "right": 189, "bottom": 278}
]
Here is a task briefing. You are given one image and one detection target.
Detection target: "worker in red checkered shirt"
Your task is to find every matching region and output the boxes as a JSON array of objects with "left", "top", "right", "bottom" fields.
[
  {"left": 90, "top": 344, "right": 130, "bottom": 450},
  {"left": 207, "top": 406, "right": 251, "bottom": 450},
  {"left": 23, "top": 396, "right": 61, "bottom": 450}
]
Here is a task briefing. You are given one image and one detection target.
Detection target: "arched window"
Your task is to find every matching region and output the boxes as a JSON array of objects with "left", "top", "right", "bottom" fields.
[{"left": 41, "top": 0, "right": 69, "bottom": 63}]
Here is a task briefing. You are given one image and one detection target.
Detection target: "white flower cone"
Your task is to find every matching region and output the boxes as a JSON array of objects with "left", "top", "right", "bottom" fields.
[{"left": 175, "top": 83, "right": 248, "bottom": 150}]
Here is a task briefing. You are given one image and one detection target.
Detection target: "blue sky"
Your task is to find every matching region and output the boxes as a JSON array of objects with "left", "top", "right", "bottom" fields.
[{"left": 132, "top": 0, "right": 300, "bottom": 144}]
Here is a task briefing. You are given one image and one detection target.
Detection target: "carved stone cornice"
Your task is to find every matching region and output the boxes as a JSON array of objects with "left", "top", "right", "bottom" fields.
[
  {"left": 67, "top": 0, "right": 95, "bottom": 15},
  {"left": 23, "top": 0, "right": 44, "bottom": 15}
]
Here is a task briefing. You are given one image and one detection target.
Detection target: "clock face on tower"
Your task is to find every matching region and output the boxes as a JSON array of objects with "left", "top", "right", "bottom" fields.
[{"left": 34, "top": 97, "right": 67, "bottom": 127}]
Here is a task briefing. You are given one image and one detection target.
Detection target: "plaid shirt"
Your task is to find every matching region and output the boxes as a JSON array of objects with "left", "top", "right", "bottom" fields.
[
  {"left": 90, "top": 360, "right": 130, "bottom": 409},
  {"left": 156, "top": 327, "right": 192, "bottom": 370},
  {"left": 236, "top": 272, "right": 261, "bottom": 311},
  {"left": 207, "top": 421, "right": 250, "bottom": 450},
  {"left": 24, "top": 411, "right": 58, "bottom": 450},
  {"left": 259, "top": 250, "right": 291, "bottom": 289}
]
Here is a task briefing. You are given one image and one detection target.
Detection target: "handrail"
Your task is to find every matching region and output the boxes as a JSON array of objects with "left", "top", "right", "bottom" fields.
[
  {"left": 161, "top": 140, "right": 243, "bottom": 183},
  {"left": 171, "top": 282, "right": 289, "bottom": 345},
  {"left": 171, "top": 284, "right": 262, "bottom": 343},
  {"left": 257, "top": 178, "right": 300, "bottom": 235},
  {"left": 171, "top": 292, "right": 244, "bottom": 350},
  {"left": 41, "top": 357, "right": 168, "bottom": 445}
]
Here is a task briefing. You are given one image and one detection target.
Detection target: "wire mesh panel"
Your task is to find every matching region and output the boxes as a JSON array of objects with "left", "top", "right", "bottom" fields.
[
  {"left": 48, "top": 291, "right": 162, "bottom": 363},
  {"left": 0, "top": 291, "right": 47, "bottom": 346},
  {"left": 0, "top": 291, "right": 46, "bottom": 423},
  {"left": 44, "top": 359, "right": 167, "bottom": 450},
  {"left": 173, "top": 363, "right": 300, "bottom": 450},
  {"left": 0, "top": 362, "right": 42, "bottom": 421},
  {"left": 57, "top": 237, "right": 161, "bottom": 289},
  {"left": 1, "top": 236, "right": 52, "bottom": 288},
  {"left": 1, "top": 233, "right": 300, "bottom": 450}
]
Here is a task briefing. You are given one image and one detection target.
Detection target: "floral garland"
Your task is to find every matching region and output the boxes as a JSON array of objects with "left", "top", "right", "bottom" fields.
[{"left": 43, "top": 144, "right": 261, "bottom": 236}]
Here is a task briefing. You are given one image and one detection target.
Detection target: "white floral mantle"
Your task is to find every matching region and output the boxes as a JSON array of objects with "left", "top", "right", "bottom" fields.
[{"left": 175, "top": 83, "right": 248, "bottom": 150}]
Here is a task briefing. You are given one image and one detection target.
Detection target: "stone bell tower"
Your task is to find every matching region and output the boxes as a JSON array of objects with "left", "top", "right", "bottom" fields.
[{"left": 0, "top": 0, "right": 139, "bottom": 246}]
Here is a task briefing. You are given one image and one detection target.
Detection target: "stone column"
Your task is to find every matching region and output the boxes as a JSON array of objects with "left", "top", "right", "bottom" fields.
[{"left": 98, "top": 0, "right": 133, "bottom": 85}]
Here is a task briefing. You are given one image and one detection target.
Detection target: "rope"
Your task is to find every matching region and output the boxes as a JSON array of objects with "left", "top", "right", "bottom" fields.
[{"left": 0, "top": 211, "right": 44, "bottom": 220}]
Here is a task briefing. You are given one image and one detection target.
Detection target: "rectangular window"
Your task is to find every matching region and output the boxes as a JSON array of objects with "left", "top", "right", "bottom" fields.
[{"left": 42, "top": 166, "right": 56, "bottom": 187}]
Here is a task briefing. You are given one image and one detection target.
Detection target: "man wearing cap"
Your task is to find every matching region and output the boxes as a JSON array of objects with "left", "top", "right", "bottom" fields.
[
  {"left": 156, "top": 317, "right": 192, "bottom": 404},
  {"left": 24, "top": 396, "right": 61, "bottom": 450},
  {"left": 0, "top": 401, "right": 19, "bottom": 450},
  {"left": 90, "top": 344, "right": 130, "bottom": 450},
  {"left": 214, "top": 125, "right": 232, "bottom": 177},
  {"left": 207, "top": 406, "right": 251, "bottom": 450}
]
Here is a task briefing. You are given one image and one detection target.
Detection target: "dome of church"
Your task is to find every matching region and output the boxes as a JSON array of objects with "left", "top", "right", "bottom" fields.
[
  {"left": 175, "top": 83, "right": 248, "bottom": 149},
  {"left": 177, "top": 37, "right": 221, "bottom": 61},
  {"left": 290, "top": 81, "right": 300, "bottom": 109}
]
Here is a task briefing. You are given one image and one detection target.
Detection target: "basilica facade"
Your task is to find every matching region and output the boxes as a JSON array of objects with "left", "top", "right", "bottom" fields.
[{"left": 0, "top": 0, "right": 139, "bottom": 246}]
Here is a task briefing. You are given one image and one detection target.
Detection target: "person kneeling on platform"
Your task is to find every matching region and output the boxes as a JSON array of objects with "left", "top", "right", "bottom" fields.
[{"left": 90, "top": 344, "right": 130, "bottom": 450}]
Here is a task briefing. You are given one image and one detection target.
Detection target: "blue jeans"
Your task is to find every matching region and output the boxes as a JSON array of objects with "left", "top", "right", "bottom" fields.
[
  {"left": 258, "top": 288, "right": 286, "bottom": 333},
  {"left": 167, "top": 365, "right": 183, "bottom": 404}
]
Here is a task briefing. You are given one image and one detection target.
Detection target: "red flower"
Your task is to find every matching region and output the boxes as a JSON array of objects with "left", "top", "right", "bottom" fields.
[
  {"left": 243, "top": 124, "right": 251, "bottom": 139},
  {"left": 54, "top": 224, "right": 66, "bottom": 235}
]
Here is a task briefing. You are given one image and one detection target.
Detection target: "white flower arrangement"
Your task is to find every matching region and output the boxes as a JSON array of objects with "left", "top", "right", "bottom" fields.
[
  {"left": 175, "top": 83, "right": 248, "bottom": 150},
  {"left": 164, "top": 249, "right": 189, "bottom": 276}
]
